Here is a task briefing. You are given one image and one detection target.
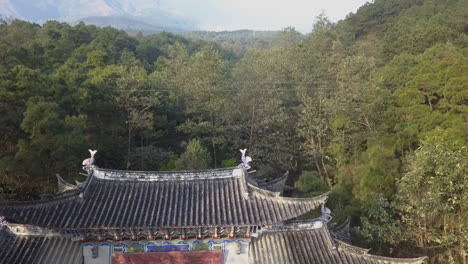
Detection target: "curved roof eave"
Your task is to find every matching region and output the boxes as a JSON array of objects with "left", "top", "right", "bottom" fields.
[{"left": 253, "top": 220, "right": 428, "bottom": 264}]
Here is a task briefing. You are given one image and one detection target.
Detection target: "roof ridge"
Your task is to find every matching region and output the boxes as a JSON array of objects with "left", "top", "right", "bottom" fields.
[
  {"left": 0, "top": 173, "right": 93, "bottom": 207},
  {"left": 258, "top": 171, "right": 289, "bottom": 186},
  {"left": 2, "top": 223, "right": 63, "bottom": 237},
  {"left": 250, "top": 187, "right": 329, "bottom": 204},
  {"left": 336, "top": 239, "right": 428, "bottom": 263},
  {"left": 248, "top": 183, "right": 281, "bottom": 197},
  {"left": 0, "top": 189, "right": 80, "bottom": 207},
  {"left": 267, "top": 218, "right": 327, "bottom": 231},
  {"left": 92, "top": 167, "right": 243, "bottom": 181},
  {"left": 95, "top": 166, "right": 240, "bottom": 174},
  {"left": 331, "top": 216, "right": 352, "bottom": 243},
  {"left": 329, "top": 222, "right": 427, "bottom": 263},
  {"left": 56, "top": 174, "right": 78, "bottom": 192},
  {"left": 332, "top": 216, "right": 351, "bottom": 231}
]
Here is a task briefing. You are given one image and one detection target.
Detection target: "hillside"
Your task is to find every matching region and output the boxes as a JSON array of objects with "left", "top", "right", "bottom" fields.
[
  {"left": 180, "top": 29, "right": 304, "bottom": 56},
  {"left": 0, "top": 0, "right": 466, "bottom": 263},
  {"left": 0, "top": 0, "right": 196, "bottom": 32},
  {"left": 77, "top": 15, "right": 191, "bottom": 34}
]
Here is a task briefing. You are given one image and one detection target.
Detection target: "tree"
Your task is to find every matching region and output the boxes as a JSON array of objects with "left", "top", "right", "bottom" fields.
[
  {"left": 295, "top": 170, "right": 329, "bottom": 196},
  {"left": 395, "top": 129, "right": 467, "bottom": 263},
  {"left": 294, "top": 16, "right": 338, "bottom": 183},
  {"left": 393, "top": 43, "right": 468, "bottom": 154},
  {"left": 176, "top": 45, "right": 227, "bottom": 168},
  {"left": 328, "top": 55, "right": 392, "bottom": 198},
  {"left": 227, "top": 48, "right": 300, "bottom": 169},
  {"left": 115, "top": 65, "right": 158, "bottom": 169},
  {"left": 174, "top": 139, "right": 211, "bottom": 170},
  {"left": 14, "top": 97, "right": 87, "bottom": 187},
  {"left": 297, "top": 94, "right": 333, "bottom": 185},
  {"left": 360, "top": 193, "right": 402, "bottom": 247},
  {"left": 271, "top": 27, "right": 304, "bottom": 48}
]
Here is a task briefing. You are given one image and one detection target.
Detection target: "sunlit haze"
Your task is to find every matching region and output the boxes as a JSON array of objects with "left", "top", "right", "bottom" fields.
[
  {"left": 161, "top": 0, "right": 370, "bottom": 32},
  {"left": 0, "top": 0, "right": 371, "bottom": 33}
]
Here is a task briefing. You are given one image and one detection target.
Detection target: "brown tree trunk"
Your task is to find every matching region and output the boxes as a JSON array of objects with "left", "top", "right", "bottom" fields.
[
  {"left": 321, "top": 155, "right": 331, "bottom": 186},
  {"left": 212, "top": 138, "right": 217, "bottom": 169},
  {"left": 314, "top": 158, "right": 325, "bottom": 184},
  {"left": 127, "top": 124, "right": 131, "bottom": 169},
  {"left": 140, "top": 136, "right": 144, "bottom": 170},
  {"left": 211, "top": 114, "right": 217, "bottom": 168},
  {"left": 248, "top": 103, "right": 255, "bottom": 150}
]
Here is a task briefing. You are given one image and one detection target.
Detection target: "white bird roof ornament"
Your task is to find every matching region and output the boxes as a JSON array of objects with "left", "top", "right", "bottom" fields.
[
  {"left": 82, "top": 149, "right": 98, "bottom": 167},
  {"left": 240, "top": 148, "right": 252, "bottom": 169}
]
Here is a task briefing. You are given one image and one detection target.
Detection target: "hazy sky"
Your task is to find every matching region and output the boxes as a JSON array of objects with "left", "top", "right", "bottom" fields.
[{"left": 159, "top": 0, "right": 370, "bottom": 32}]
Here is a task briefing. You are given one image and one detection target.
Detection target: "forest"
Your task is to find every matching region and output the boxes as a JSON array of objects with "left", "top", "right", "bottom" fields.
[{"left": 0, "top": 0, "right": 466, "bottom": 263}]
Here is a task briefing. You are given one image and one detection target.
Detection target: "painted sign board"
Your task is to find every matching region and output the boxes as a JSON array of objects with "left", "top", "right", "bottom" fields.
[{"left": 111, "top": 250, "right": 222, "bottom": 264}]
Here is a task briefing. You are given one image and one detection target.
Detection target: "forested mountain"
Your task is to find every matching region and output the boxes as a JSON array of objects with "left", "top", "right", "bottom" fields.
[
  {"left": 0, "top": 0, "right": 195, "bottom": 32},
  {"left": 179, "top": 29, "right": 295, "bottom": 56},
  {"left": 78, "top": 15, "right": 191, "bottom": 35},
  {"left": 0, "top": 0, "right": 466, "bottom": 263}
]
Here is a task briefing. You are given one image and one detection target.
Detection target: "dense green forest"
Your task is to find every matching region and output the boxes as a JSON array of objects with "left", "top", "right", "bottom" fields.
[
  {"left": 0, "top": 0, "right": 466, "bottom": 263},
  {"left": 179, "top": 29, "right": 296, "bottom": 56}
]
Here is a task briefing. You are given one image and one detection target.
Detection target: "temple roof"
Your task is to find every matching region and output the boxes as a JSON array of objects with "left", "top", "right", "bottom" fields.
[
  {"left": 0, "top": 167, "right": 328, "bottom": 230},
  {"left": 0, "top": 225, "right": 82, "bottom": 264},
  {"left": 250, "top": 219, "right": 427, "bottom": 264},
  {"left": 251, "top": 171, "right": 289, "bottom": 194},
  {"left": 331, "top": 217, "right": 352, "bottom": 244},
  {"left": 0, "top": 220, "right": 427, "bottom": 264},
  {"left": 56, "top": 174, "right": 78, "bottom": 193}
]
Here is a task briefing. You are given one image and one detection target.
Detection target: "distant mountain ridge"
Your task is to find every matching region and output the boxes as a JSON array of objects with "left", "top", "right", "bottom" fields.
[
  {"left": 0, "top": 0, "right": 197, "bottom": 32},
  {"left": 79, "top": 16, "right": 190, "bottom": 34}
]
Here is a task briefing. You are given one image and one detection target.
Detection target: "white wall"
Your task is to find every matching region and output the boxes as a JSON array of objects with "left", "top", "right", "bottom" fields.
[
  {"left": 83, "top": 245, "right": 111, "bottom": 264},
  {"left": 223, "top": 242, "right": 249, "bottom": 264}
]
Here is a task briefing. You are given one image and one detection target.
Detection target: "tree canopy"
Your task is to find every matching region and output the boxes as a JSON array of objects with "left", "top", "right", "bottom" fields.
[{"left": 0, "top": 0, "right": 466, "bottom": 262}]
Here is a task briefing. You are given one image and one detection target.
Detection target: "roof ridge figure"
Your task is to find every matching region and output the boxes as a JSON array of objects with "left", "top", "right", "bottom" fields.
[
  {"left": 239, "top": 148, "right": 252, "bottom": 169},
  {"left": 82, "top": 149, "right": 97, "bottom": 171}
]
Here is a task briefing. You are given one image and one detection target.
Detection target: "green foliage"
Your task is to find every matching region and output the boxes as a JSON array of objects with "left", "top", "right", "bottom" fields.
[
  {"left": 360, "top": 193, "right": 401, "bottom": 246},
  {"left": 86, "top": 50, "right": 108, "bottom": 67},
  {"left": 227, "top": 48, "right": 301, "bottom": 169},
  {"left": 220, "top": 158, "right": 237, "bottom": 168},
  {"left": 174, "top": 139, "right": 211, "bottom": 171},
  {"left": 395, "top": 128, "right": 467, "bottom": 262},
  {"left": 0, "top": 1, "right": 466, "bottom": 261},
  {"left": 0, "top": 21, "right": 209, "bottom": 192},
  {"left": 180, "top": 29, "right": 281, "bottom": 57},
  {"left": 295, "top": 170, "right": 329, "bottom": 196},
  {"left": 352, "top": 143, "right": 399, "bottom": 202},
  {"left": 295, "top": 1, "right": 466, "bottom": 262},
  {"left": 159, "top": 155, "right": 178, "bottom": 171},
  {"left": 271, "top": 27, "right": 304, "bottom": 48},
  {"left": 326, "top": 184, "right": 359, "bottom": 223},
  {"left": 129, "top": 146, "right": 174, "bottom": 171}
]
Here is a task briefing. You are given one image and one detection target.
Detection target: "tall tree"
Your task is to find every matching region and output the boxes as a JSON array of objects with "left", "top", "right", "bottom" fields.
[
  {"left": 227, "top": 48, "right": 299, "bottom": 169},
  {"left": 177, "top": 45, "right": 227, "bottom": 168},
  {"left": 174, "top": 139, "right": 211, "bottom": 170},
  {"left": 395, "top": 129, "right": 467, "bottom": 263},
  {"left": 115, "top": 65, "right": 158, "bottom": 169}
]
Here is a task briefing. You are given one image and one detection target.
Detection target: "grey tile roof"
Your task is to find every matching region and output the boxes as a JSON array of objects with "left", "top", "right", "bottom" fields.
[
  {"left": 0, "top": 167, "right": 328, "bottom": 230},
  {"left": 331, "top": 217, "right": 352, "bottom": 244},
  {"left": 257, "top": 172, "right": 289, "bottom": 193},
  {"left": 56, "top": 174, "right": 78, "bottom": 193},
  {"left": 0, "top": 226, "right": 82, "bottom": 264},
  {"left": 250, "top": 220, "right": 427, "bottom": 264}
]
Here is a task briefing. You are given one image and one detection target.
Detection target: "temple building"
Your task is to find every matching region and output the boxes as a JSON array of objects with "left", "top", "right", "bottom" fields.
[{"left": 0, "top": 154, "right": 426, "bottom": 263}]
